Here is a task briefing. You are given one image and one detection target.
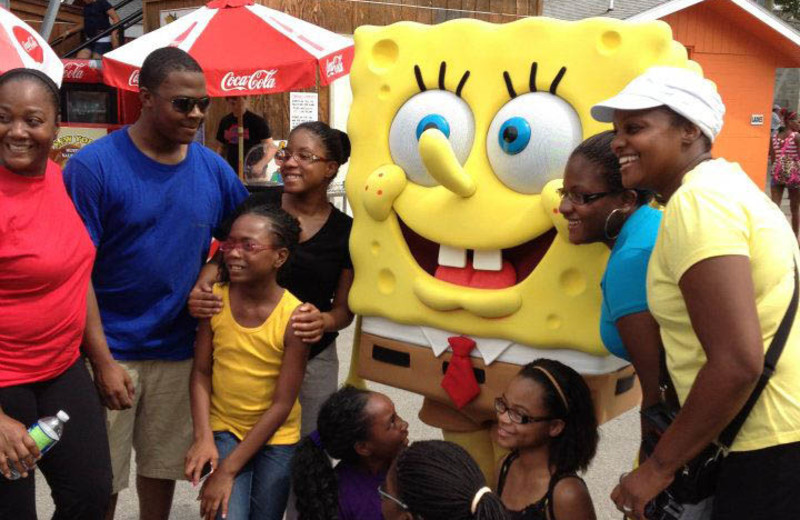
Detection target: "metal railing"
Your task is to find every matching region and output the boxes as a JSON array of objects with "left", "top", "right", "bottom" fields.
[
  {"left": 50, "top": 0, "right": 140, "bottom": 48},
  {"left": 60, "top": 0, "right": 143, "bottom": 59}
]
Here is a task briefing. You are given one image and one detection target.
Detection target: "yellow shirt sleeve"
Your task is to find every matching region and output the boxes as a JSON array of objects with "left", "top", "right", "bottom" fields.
[{"left": 661, "top": 181, "right": 751, "bottom": 282}]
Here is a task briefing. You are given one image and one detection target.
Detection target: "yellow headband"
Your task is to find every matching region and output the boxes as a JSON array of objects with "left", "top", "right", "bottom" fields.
[{"left": 533, "top": 366, "right": 569, "bottom": 414}]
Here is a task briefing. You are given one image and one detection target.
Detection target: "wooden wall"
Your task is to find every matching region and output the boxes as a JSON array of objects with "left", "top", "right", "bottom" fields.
[
  {"left": 11, "top": 0, "right": 84, "bottom": 56},
  {"left": 664, "top": 0, "right": 799, "bottom": 188},
  {"left": 143, "top": 0, "right": 542, "bottom": 142}
]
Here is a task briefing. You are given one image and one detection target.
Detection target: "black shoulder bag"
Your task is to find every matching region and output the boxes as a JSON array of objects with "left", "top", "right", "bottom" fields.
[{"left": 642, "top": 261, "right": 798, "bottom": 517}]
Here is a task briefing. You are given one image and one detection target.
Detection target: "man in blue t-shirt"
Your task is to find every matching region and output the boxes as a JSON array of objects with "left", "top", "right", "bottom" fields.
[{"left": 64, "top": 48, "right": 248, "bottom": 520}]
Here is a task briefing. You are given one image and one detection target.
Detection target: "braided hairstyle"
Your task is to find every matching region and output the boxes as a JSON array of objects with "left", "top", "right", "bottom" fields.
[
  {"left": 218, "top": 198, "right": 300, "bottom": 286},
  {"left": 291, "top": 386, "right": 373, "bottom": 520},
  {"left": 517, "top": 359, "right": 598, "bottom": 475},
  {"left": 570, "top": 130, "right": 653, "bottom": 205},
  {"left": 394, "top": 440, "right": 508, "bottom": 520}
]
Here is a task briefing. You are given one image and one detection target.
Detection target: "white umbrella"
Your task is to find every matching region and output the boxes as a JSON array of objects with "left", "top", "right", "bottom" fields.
[{"left": 0, "top": 6, "right": 63, "bottom": 85}]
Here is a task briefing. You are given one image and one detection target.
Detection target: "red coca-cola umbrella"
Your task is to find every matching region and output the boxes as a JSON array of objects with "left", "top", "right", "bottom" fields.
[
  {"left": 0, "top": 6, "right": 62, "bottom": 85},
  {"left": 101, "top": 0, "right": 353, "bottom": 177},
  {"left": 101, "top": 0, "right": 353, "bottom": 96}
]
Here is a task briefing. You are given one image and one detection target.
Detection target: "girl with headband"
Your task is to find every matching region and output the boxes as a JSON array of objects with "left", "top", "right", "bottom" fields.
[
  {"left": 494, "top": 359, "right": 598, "bottom": 520},
  {"left": 380, "top": 440, "right": 509, "bottom": 520}
]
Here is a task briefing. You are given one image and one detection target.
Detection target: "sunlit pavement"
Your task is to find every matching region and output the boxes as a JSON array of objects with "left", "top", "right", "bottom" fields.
[{"left": 36, "top": 322, "right": 638, "bottom": 520}]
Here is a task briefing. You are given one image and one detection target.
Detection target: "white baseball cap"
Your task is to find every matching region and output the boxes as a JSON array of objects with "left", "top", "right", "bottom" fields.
[{"left": 591, "top": 66, "right": 725, "bottom": 142}]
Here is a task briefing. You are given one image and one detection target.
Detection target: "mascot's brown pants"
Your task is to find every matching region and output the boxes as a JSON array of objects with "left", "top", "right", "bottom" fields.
[{"left": 353, "top": 331, "right": 641, "bottom": 483}]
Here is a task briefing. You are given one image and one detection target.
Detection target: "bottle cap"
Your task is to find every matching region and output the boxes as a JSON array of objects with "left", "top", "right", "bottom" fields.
[{"left": 56, "top": 410, "right": 70, "bottom": 423}]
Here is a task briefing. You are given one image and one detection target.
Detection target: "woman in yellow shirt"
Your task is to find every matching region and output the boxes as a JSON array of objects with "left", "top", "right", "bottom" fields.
[
  {"left": 184, "top": 203, "right": 310, "bottom": 520},
  {"left": 593, "top": 67, "right": 800, "bottom": 519}
]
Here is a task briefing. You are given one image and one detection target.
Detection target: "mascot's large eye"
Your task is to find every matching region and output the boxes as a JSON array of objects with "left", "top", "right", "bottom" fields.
[
  {"left": 389, "top": 90, "right": 475, "bottom": 186},
  {"left": 487, "top": 93, "right": 582, "bottom": 194}
]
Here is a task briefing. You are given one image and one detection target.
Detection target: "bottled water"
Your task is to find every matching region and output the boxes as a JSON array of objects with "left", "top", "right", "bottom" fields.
[{"left": 6, "top": 410, "right": 69, "bottom": 480}]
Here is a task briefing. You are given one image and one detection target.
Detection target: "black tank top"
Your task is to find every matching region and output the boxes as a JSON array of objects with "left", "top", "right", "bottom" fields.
[{"left": 496, "top": 451, "right": 582, "bottom": 520}]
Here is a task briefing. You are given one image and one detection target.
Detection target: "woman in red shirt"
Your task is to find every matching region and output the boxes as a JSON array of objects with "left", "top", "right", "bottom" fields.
[{"left": 0, "top": 68, "right": 131, "bottom": 519}]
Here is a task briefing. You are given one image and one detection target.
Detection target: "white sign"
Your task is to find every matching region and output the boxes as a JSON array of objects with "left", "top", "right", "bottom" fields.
[
  {"left": 159, "top": 8, "right": 197, "bottom": 27},
  {"left": 290, "top": 92, "right": 319, "bottom": 131},
  {"left": 751, "top": 114, "right": 764, "bottom": 126}
]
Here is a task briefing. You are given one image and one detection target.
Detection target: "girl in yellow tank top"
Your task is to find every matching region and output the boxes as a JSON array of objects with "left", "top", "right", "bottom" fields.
[{"left": 184, "top": 202, "right": 314, "bottom": 520}]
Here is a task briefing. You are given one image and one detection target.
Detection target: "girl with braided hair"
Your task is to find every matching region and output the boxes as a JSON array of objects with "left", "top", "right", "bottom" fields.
[
  {"left": 494, "top": 359, "right": 598, "bottom": 520},
  {"left": 381, "top": 440, "right": 509, "bottom": 520},
  {"left": 184, "top": 203, "right": 309, "bottom": 520},
  {"left": 291, "top": 385, "right": 408, "bottom": 519}
]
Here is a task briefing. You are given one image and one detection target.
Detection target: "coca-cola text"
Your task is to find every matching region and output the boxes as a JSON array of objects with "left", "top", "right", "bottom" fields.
[
  {"left": 64, "top": 61, "right": 87, "bottom": 80},
  {"left": 325, "top": 55, "right": 344, "bottom": 78},
  {"left": 220, "top": 69, "right": 277, "bottom": 92}
]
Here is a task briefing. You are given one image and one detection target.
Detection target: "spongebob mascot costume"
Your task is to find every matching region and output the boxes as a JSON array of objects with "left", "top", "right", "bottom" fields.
[{"left": 344, "top": 17, "right": 699, "bottom": 481}]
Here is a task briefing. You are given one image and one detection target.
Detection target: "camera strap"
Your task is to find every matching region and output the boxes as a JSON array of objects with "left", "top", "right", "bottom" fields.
[{"left": 717, "top": 259, "right": 799, "bottom": 449}]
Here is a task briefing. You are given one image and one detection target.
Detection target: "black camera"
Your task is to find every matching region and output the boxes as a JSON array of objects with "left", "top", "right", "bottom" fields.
[{"left": 644, "top": 490, "right": 684, "bottom": 520}]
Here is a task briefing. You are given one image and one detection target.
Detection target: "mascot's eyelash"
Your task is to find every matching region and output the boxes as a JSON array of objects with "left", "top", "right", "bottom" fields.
[
  {"left": 414, "top": 62, "right": 471, "bottom": 98},
  {"left": 504, "top": 63, "right": 568, "bottom": 98}
]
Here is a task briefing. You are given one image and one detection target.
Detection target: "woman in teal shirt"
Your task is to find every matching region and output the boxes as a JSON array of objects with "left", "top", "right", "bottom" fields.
[{"left": 558, "top": 130, "right": 664, "bottom": 430}]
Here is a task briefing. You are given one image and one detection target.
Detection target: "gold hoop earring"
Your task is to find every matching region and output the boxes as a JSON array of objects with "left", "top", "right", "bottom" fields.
[{"left": 604, "top": 208, "right": 626, "bottom": 240}]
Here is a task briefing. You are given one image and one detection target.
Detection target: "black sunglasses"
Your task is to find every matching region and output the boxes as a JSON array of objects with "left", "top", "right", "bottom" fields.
[
  {"left": 170, "top": 96, "right": 211, "bottom": 114},
  {"left": 152, "top": 92, "right": 211, "bottom": 114}
]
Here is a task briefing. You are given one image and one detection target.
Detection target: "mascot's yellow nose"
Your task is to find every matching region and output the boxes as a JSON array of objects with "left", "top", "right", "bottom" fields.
[{"left": 418, "top": 128, "right": 476, "bottom": 198}]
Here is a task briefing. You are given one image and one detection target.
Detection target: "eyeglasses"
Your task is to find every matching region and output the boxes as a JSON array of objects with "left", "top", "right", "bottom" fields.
[
  {"left": 556, "top": 188, "right": 619, "bottom": 206},
  {"left": 218, "top": 240, "right": 275, "bottom": 253},
  {"left": 494, "top": 397, "right": 554, "bottom": 425},
  {"left": 274, "top": 148, "right": 329, "bottom": 165},
  {"left": 378, "top": 485, "right": 409, "bottom": 511},
  {"left": 153, "top": 92, "right": 211, "bottom": 114}
]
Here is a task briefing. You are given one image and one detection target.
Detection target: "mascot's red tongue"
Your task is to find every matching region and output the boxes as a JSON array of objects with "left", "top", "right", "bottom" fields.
[{"left": 435, "top": 260, "right": 516, "bottom": 289}]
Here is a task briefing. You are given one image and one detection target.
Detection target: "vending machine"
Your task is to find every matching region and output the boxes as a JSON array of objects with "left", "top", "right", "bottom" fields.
[{"left": 51, "top": 59, "right": 141, "bottom": 166}]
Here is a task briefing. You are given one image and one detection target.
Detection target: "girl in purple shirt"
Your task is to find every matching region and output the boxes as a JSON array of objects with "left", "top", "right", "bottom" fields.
[{"left": 290, "top": 386, "right": 409, "bottom": 519}]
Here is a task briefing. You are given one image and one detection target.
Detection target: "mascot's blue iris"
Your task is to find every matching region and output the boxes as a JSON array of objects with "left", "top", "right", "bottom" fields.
[
  {"left": 416, "top": 114, "right": 451, "bottom": 140},
  {"left": 498, "top": 117, "right": 531, "bottom": 155}
]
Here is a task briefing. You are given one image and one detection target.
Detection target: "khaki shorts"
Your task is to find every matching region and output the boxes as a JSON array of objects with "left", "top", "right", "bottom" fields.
[{"left": 104, "top": 359, "right": 193, "bottom": 494}]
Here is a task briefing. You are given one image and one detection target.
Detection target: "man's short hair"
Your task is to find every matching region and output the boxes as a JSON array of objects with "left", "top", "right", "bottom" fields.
[{"left": 139, "top": 47, "right": 203, "bottom": 92}]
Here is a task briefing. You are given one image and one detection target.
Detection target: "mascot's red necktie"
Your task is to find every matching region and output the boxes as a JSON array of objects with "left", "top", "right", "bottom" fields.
[{"left": 441, "top": 336, "right": 480, "bottom": 409}]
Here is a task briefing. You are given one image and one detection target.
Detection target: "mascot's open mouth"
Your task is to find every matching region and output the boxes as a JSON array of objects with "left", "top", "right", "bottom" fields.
[{"left": 398, "top": 218, "right": 556, "bottom": 290}]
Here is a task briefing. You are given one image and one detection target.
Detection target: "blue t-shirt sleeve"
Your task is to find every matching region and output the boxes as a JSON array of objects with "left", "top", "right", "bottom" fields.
[
  {"left": 63, "top": 157, "right": 104, "bottom": 247},
  {"left": 604, "top": 247, "right": 652, "bottom": 322}
]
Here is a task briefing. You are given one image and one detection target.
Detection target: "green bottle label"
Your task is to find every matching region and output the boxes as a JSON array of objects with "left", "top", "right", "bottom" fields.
[{"left": 29, "top": 425, "right": 55, "bottom": 452}]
